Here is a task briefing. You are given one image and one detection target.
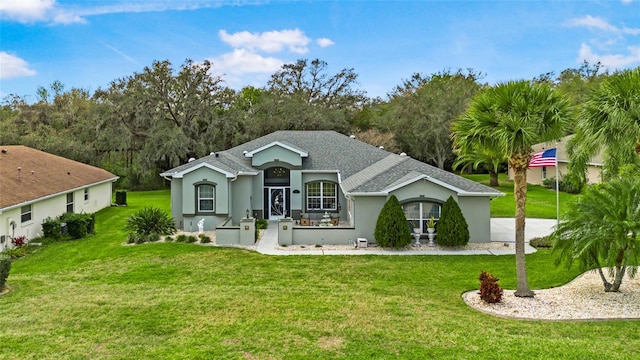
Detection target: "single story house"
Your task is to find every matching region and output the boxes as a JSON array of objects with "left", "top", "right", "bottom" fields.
[
  {"left": 509, "top": 135, "right": 603, "bottom": 186},
  {"left": 0, "top": 146, "right": 118, "bottom": 251},
  {"left": 160, "top": 131, "right": 503, "bottom": 245}
]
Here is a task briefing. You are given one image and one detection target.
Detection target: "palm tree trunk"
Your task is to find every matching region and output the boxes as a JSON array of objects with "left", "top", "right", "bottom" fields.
[
  {"left": 488, "top": 170, "right": 499, "bottom": 187},
  {"left": 609, "top": 250, "right": 627, "bottom": 292},
  {"left": 511, "top": 155, "right": 535, "bottom": 297}
]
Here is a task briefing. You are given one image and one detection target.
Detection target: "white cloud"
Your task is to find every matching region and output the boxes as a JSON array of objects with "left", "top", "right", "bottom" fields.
[
  {"left": 219, "top": 29, "right": 310, "bottom": 54},
  {"left": 317, "top": 38, "right": 335, "bottom": 48},
  {"left": 0, "top": 52, "right": 37, "bottom": 79},
  {"left": 568, "top": 15, "right": 640, "bottom": 35},
  {"left": 209, "top": 48, "right": 284, "bottom": 75},
  {"left": 621, "top": 0, "right": 633, "bottom": 5},
  {"left": 0, "top": 0, "right": 55, "bottom": 22},
  {"left": 1, "top": 0, "right": 235, "bottom": 24},
  {"left": 578, "top": 43, "right": 640, "bottom": 68}
]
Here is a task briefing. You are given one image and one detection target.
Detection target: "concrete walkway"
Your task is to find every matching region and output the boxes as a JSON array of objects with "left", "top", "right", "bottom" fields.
[{"left": 255, "top": 218, "right": 557, "bottom": 256}]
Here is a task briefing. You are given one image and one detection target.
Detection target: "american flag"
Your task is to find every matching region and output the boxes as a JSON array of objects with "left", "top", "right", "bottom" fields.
[{"left": 529, "top": 148, "right": 557, "bottom": 168}]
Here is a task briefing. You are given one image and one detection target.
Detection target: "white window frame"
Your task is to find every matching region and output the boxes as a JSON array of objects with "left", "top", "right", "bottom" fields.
[
  {"left": 306, "top": 181, "right": 337, "bottom": 211},
  {"left": 21, "top": 204, "right": 32, "bottom": 223},
  {"left": 402, "top": 201, "right": 442, "bottom": 233},
  {"left": 197, "top": 185, "right": 215, "bottom": 213},
  {"left": 66, "top": 193, "right": 74, "bottom": 213}
]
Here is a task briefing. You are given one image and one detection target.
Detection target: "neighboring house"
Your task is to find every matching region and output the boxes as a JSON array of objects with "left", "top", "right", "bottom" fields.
[
  {"left": 161, "top": 131, "right": 503, "bottom": 245},
  {"left": 509, "top": 135, "right": 604, "bottom": 186},
  {"left": 0, "top": 146, "right": 118, "bottom": 251}
]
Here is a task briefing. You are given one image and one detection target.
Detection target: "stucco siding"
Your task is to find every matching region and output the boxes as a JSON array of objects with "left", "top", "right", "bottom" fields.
[
  {"left": 231, "top": 175, "right": 254, "bottom": 225},
  {"left": 457, "top": 197, "right": 492, "bottom": 243},
  {"left": 252, "top": 146, "right": 302, "bottom": 167},
  {"left": 181, "top": 167, "right": 229, "bottom": 216},
  {"left": 390, "top": 179, "right": 457, "bottom": 204},
  {"left": 170, "top": 178, "right": 183, "bottom": 228},
  {"left": 289, "top": 170, "right": 303, "bottom": 211},
  {"left": 351, "top": 195, "right": 386, "bottom": 243}
]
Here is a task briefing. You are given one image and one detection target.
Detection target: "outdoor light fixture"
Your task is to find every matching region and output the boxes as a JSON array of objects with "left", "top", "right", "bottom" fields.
[{"left": 246, "top": 209, "right": 250, "bottom": 218}]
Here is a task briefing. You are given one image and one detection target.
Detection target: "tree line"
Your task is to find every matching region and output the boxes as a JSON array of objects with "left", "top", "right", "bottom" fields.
[{"left": 0, "top": 58, "right": 621, "bottom": 189}]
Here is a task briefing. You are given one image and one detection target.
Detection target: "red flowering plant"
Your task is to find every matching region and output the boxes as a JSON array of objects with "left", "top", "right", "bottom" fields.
[{"left": 12, "top": 235, "right": 27, "bottom": 248}]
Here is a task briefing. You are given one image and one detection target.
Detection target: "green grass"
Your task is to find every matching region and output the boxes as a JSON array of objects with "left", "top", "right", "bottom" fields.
[
  {"left": 2, "top": 190, "right": 638, "bottom": 359},
  {"left": 463, "top": 173, "right": 581, "bottom": 218}
]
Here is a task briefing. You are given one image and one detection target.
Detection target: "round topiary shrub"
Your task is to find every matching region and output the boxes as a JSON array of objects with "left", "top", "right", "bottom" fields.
[
  {"left": 436, "top": 196, "right": 470, "bottom": 247},
  {"left": 374, "top": 195, "right": 412, "bottom": 248}
]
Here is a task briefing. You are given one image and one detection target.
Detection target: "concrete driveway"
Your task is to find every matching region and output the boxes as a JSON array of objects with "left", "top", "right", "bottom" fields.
[{"left": 490, "top": 218, "right": 557, "bottom": 243}]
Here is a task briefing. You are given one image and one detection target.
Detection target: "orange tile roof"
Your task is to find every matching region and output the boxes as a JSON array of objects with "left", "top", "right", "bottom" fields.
[{"left": 0, "top": 145, "right": 118, "bottom": 209}]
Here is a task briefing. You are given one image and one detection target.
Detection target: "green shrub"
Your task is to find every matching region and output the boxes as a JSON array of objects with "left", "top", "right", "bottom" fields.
[
  {"left": 125, "top": 207, "right": 176, "bottom": 237},
  {"left": 186, "top": 235, "right": 198, "bottom": 243},
  {"left": 3, "top": 246, "right": 26, "bottom": 259},
  {"left": 115, "top": 190, "right": 127, "bottom": 205},
  {"left": 478, "top": 271, "right": 503, "bottom": 304},
  {"left": 164, "top": 236, "right": 174, "bottom": 242},
  {"left": 127, "top": 233, "right": 144, "bottom": 244},
  {"left": 542, "top": 174, "right": 583, "bottom": 194},
  {"left": 175, "top": 234, "right": 188, "bottom": 243},
  {"left": 147, "top": 233, "right": 161, "bottom": 242},
  {"left": 374, "top": 195, "right": 412, "bottom": 248},
  {"left": 0, "top": 254, "right": 11, "bottom": 291},
  {"left": 59, "top": 212, "right": 94, "bottom": 239},
  {"left": 436, "top": 196, "right": 470, "bottom": 247},
  {"left": 256, "top": 218, "right": 268, "bottom": 230},
  {"left": 255, "top": 218, "right": 268, "bottom": 241},
  {"left": 42, "top": 217, "right": 62, "bottom": 239},
  {"left": 199, "top": 235, "right": 211, "bottom": 244},
  {"left": 529, "top": 236, "right": 552, "bottom": 248}
]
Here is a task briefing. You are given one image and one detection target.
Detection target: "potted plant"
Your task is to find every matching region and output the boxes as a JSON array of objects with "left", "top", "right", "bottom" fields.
[
  {"left": 409, "top": 219, "right": 421, "bottom": 234},
  {"left": 426, "top": 216, "right": 436, "bottom": 234}
]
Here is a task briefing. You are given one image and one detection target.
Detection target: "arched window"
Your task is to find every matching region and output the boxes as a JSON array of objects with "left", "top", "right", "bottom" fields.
[
  {"left": 197, "top": 184, "right": 215, "bottom": 213},
  {"left": 402, "top": 201, "right": 441, "bottom": 233},
  {"left": 306, "top": 181, "right": 337, "bottom": 211}
]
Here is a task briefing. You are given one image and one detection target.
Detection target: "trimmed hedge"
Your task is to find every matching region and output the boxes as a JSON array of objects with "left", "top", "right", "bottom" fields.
[
  {"left": 436, "top": 196, "right": 470, "bottom": 247},
  {"left": 0, "top": 254, "right": 11, "bottom": 291},
  {"left": 59, "top": 212, "right": 95, "bottom": 240},
  {"left": 42, "top": 213, "right": 95, "bottom": 240},
  {"left": 374, "top": 195, "right": 412, "bottom": 248},
  {"left": 115, "top": 190, "right": 127, "bottom": 205}
]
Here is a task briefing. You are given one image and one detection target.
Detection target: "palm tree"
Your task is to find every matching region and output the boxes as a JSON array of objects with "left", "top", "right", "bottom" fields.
[
  {"left": 568, "top": 67, "right": 640, "bottom": 181},
  {"left": 551, "top": 176, "right": 640, "bottom": 292},
  {"left": 452, "top": 81, "right": 572, "bottom": 297},
  {"left": 452, "top": 138, "right": 506, "bottom": 187}
]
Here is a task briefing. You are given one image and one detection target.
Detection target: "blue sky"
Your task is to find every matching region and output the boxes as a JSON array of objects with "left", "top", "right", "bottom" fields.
[{"left": 1, "top": 0, "right": 639, "bottom": 102}]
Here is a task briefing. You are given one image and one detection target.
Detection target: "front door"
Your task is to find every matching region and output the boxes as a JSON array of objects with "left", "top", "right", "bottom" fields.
[{"left": 268, "top": 187, "right": 286, "bottom": 220}]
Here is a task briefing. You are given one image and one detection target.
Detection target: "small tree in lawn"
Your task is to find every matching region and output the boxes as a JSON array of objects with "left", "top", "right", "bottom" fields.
[
  {"left": 437, "top": 196, "right": 470, "bottom": 247},
  {"left": 374, "top": 195, "right": 412, "bottom": 248}
]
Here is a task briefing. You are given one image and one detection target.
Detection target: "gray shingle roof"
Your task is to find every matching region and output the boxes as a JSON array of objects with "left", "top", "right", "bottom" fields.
[{"left": 161, "top": 130, "right": 502, "bottom": 196}]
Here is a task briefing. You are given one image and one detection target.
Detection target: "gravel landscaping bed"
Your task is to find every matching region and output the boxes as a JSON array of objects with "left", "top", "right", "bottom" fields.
[{"left": 463, "top": 268, "right": 640, "bottom": 320}]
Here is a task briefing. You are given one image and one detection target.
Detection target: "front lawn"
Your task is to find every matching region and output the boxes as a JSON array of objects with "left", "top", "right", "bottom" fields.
[
  {"left": 463, "top": 173, "right": 581, "bottom": 218},
  {"left": 1, "top": 190, "right": 636, "bottom": 359}
]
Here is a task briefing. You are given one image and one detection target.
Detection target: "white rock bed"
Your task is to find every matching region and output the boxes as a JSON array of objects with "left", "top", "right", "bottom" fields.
[
  {"left": 276, "top": 242, "right": 514, "bottom": 251},
  {"left": 463, "top": 268, "right": 640, "bottom": 320}
]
